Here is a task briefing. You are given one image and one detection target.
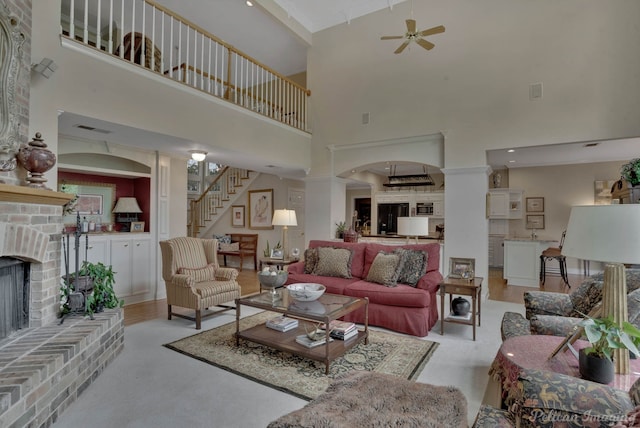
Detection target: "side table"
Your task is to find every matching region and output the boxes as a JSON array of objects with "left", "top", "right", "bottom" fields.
[
  {"left": 439, "top": 276, "right": 483, "bottom": 341},
  {"left": 259, "top": 257, "right": 298, "bottom": 271}
]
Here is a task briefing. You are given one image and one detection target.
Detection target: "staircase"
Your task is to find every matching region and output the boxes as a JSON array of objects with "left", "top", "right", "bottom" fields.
[{"left": 188, "top": 166, "right": 259, "bottom": 237}]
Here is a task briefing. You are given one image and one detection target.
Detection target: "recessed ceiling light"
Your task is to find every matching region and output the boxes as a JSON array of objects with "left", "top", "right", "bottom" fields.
[
  {"left": 508, "top": 160, "right": 516, "bottom": 163},
  {"left": 507, "top": 149, "right": 515, "bottom": 153},
  {"left": 246, "top": 1, "right": 253, "bottom": 6},
  {"left": 351, "top": 169, "right": 356, "bottom": 173}
]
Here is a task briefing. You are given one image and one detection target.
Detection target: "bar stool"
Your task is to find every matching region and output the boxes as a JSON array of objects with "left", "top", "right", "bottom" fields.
[{"left": 539, "top": 231, "right": 570, "bottom": 288}]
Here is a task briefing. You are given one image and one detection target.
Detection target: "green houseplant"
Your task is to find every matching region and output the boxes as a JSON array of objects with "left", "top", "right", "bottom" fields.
[
  {"left": 578, "top": 315, "right": 640, "bottom": 383},
  {"left": 621, "top": 158, "right": 640, "bottom": 186},
  {"left": 61, "top": 261, "right": 123, "bottom": 316},
  {"left": 335, "top": 221, "right": 347, "bottom": 239}
]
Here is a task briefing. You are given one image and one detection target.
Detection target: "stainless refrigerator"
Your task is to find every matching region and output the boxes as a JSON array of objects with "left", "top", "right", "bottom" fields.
[{"left": 377, "top": 203, "right": 410, "bottom": 235}]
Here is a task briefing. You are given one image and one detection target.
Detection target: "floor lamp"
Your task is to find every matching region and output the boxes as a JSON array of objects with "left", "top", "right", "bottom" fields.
[
  {"left": 561, "top": 204, "right": 640, "bottom": 374},
  {"left": 272, "top": 209, "right": 297, "bottom": 260},
  {"left": 398, "top": 217, "right": 429, "bottom": 244}
]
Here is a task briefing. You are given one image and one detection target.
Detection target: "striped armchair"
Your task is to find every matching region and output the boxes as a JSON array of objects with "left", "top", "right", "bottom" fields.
[{"left": 159, "top": 237, "right": 240, "bottom": 329}]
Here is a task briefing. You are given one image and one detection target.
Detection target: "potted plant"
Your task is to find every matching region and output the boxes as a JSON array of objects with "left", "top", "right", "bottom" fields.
[
  {"left": 621, "top": 158, "right": 640, "bottom": 186},
  {"left": 578, "top": 315, "right": 640, "bottom": 383},
  {"left": 335, "top": 221, "right": 347, "bottom": 239},
  {"left": 63, "top": 261, "right": 123, "bottom": 316}
]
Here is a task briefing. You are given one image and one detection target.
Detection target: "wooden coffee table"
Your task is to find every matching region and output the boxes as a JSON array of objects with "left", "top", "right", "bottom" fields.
[{"left": 235, "top": 290, "right": 368, "bottom": 374}]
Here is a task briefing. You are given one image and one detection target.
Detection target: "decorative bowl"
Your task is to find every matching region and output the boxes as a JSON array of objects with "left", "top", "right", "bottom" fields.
[
  {"left": 258, "top": 271, "right": 288, "bottom": 289},
  {"left": 286, "top": 283, "right": 326, "bottom": 301}
]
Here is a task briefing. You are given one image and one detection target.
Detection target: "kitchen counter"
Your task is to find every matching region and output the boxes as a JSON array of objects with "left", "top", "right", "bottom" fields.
[{"left": 503, "top": 239, "right": 557, "bottom": 287}]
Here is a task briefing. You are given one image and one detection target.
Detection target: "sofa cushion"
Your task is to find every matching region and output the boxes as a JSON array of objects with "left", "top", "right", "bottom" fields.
[
  {"left": 309, "top": 240, "right": 367, "bottom": 278},
  {"left": 395, "top": 248, "right": 428, "bottom": 286},
  {"left": 345, "top": 281, "right": 430, "bottom": 308},
  {"left": 178, "top": 264, "right": 216, "bottom": 282},
  {"left": 314, "top": 247, "right": 353, "bottom": 278},
  {"left": 363, "top": 243, "right": 440, "bottom": 278},
  {"left": 303, "top": 248, "right": 318, "bottom": 274},
  {"left": 366, "top": 252, "right": 402, "bottom": 286},
  {"left": 219, "top": 242, "right": 239, "bottom": 252}
]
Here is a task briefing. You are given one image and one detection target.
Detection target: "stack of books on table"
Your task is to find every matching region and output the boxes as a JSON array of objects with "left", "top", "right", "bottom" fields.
[
  {"left": 265, "top": 316, "right": 299, "bottom": 332},
  {"left": 322, "top": 320, "right": 358, "bottom": 341},
  {"left": 295, "top": 334, "right": 333, "bottom": 348}
]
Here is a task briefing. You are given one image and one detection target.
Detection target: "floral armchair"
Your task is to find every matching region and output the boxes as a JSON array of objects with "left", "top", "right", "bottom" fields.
[
  {"left": 525, "top": 269, "right": 640, "bottom": 336},
  {"left": 159, "top": 237, "right": 241, "bottom": 329},
  {"left": 473, "top": 368, "right": 640, "bottom": 427}
]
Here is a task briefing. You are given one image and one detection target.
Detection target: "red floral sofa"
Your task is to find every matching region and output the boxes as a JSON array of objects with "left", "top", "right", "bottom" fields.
[{"left": 285, "top": 240, "right": 443, "bottom": 337}]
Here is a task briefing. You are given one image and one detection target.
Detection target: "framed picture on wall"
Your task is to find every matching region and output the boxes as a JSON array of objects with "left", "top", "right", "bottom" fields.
[
  {"left": 231, "top": 205, "right": 245, "bottom": 228},
  {"left": 526, "top": 197, "right": 544, "bottom": 213},
  {"left": 526, "top": 214, "right": 545, "bottom": 229},
  {"left": 58, "top": 181, "right": 115, "bottom": 226},
  {"left": 248, "top": 189, "right": 274, "bottom": 230}
]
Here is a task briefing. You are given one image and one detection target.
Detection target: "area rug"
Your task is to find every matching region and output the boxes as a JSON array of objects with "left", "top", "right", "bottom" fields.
[{"left": 163, "top": 311, "right": 438, "bottom": 400}]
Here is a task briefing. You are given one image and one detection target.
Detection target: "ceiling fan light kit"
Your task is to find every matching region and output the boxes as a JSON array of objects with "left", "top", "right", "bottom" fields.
[{"left": 381, "top": 14, "right": 445, "bottom": 54}]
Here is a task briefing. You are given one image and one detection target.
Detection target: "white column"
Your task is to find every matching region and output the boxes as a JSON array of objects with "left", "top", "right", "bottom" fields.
[
  {"left": 303, "top": 176, "right": 347, "bottom": 244},
  {"left": 441, "top": 166, "right": 491, "bottom": 292}
]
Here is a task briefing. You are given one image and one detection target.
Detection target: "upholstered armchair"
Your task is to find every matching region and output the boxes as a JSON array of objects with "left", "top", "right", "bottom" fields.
[
  {"left": 474, "top": 368, "right": 640, "bottom": 427},
  {"left": 159, "top": 237, "right": 241, "bottom": 329}
]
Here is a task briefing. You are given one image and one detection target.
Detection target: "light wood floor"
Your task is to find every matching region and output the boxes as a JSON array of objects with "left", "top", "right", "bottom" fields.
[{"left": 124, "top": 268, "right": 584, "bottom": 327}]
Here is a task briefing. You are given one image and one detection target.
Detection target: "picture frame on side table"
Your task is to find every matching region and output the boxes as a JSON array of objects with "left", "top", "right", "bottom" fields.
[
  {"left": 231, "top": 205, "right": 245, "bottom": 228},
  {"left": 526, "top": 197, "right": 545, "bottom": 213},
  {"left": 130, "top": 221, "right": 145, "bottom": 233},
  {"left": 248, "top": 189, "right": 274, "bottom": 229},
  {"left": 449, "top": 257, "right": 475, "bottom": 279},
  {"left": 270, "top": 248, "right": 284, "bottom": 259}
]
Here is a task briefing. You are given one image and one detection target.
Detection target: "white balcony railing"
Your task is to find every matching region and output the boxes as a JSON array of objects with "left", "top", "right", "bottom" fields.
[{"left": 60, "top": 0, "right": 310, "bottom": 132}]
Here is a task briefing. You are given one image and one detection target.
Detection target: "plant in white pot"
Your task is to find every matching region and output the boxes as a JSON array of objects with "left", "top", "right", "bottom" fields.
[{"left": 579, "top": 315, "right": 640, "bottom": 384}]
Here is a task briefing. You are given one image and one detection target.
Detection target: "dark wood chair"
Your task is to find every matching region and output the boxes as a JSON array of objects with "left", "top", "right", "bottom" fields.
[
  {"left": 539, "top": 231, "right": 570, "bottom": 288},
  {"left": 218, "top": 233, "right": 258, "bottom": 271}
]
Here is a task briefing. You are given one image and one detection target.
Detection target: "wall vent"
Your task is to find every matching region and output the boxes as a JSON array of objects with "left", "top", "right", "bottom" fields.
[{"left": 529, "top": 82, "right": 543, "bottom": 100}]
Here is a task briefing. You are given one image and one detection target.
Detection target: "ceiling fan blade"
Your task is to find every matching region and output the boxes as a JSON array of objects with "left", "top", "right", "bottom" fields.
[
  {"left": 406, "top": 19, "right": 416, "bottom": 34},
  {"left": 394, "top": 41, "right": 410, "bottom": 54},
  {"left": 416, "top": 38, "right": 435, "bottom": 51},
  {"left": 418, "top": 25, "right": 445, "bottom": 37},
  {"left": 381, "top": 35, "right": 404, "bottom": 40}
]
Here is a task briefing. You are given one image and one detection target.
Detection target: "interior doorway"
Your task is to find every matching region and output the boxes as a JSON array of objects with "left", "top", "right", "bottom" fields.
[{"left": 355, "top": 198, "right": 371, "bottom": 233}]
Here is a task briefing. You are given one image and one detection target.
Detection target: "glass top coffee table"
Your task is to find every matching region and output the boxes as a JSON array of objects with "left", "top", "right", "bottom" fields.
[{"left": 235, "top": 290, "right": 369, "bottom": 374}]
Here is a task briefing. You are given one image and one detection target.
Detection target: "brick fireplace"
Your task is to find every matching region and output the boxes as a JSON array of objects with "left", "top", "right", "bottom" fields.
[{"left": 0, "top": 185, "right": 124, "bottom": 427}]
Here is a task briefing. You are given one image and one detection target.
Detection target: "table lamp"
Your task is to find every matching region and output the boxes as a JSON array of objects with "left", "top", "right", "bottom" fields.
[
  {"left": 272, "top": 209, "right": 297, "bottom": 259},
  {"left": 562, "top": 204, "right": 640, "bottom": 374},
  {"left": 113, "top": 197, "right": 142, "bottom": 232},
  {"left": 398, "top": 217, "right": 429, "bottom": 244}
]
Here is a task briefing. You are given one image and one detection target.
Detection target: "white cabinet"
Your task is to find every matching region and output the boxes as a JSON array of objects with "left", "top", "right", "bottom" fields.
[
  {"left": 433, "top": 199, "right": 444, "bottom": 217},
  {"left": 62, "top": 234, "right": 109, "bottom": 275},
  {"left": 488, "top": 189, "right": 523, "bottom": 219},
  {"left": 503, "top": 239, "right": 555, "bottom": 287},
  {"left": 488, "top": 236, "right": 504, "bottom": 267},
  {"left": 110, "top": 234, "right": 152, "bottom": 299}
]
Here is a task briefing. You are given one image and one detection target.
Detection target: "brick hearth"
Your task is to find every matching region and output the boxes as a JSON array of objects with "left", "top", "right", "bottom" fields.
[{"left": 0, "top": 186, "right": 124, "bottom": 427}]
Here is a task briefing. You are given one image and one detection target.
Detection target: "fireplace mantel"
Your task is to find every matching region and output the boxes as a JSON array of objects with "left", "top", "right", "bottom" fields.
[{"left": 0, "top": 183, "right": 73, "bottom": 206}]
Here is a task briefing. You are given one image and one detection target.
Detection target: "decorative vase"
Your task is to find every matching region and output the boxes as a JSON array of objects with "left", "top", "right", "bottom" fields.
[
  {"left": 451, "top": 297, "right": 470, "bottom": 316},
  {"left": 579, "top": 348, "right": 614, "bottom": 384},
  {"left": 16, "top": 132, "right": 56, "bottom": 189}
]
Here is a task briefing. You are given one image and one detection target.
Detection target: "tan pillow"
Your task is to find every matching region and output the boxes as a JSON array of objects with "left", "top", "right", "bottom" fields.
[
  {"left": 366, "top": 252, "right": 401, "bottom": 287},
  {"left": 219, "top": 242, "right": 240, "bottom": 252},
  {"left": 313, "top": 247, "right": 353, "bottom": 278},
  {"left": 303, "top": 248, "right": 319, "bottom": 274},
  {"left": 178, "top": 264, "right": 216, "bottom": 282}
]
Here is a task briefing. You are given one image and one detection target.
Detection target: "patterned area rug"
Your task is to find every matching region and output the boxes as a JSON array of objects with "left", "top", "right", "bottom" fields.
[{"left": 164, "top": 311, "right": 438, "bottom": 400}]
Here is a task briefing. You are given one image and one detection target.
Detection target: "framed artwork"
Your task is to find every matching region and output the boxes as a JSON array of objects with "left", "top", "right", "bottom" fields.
[
  {"left": 231, "top": 205, "right": 245, "bottom": 227},
  {"left": 449, "top": 257, "right": 475, "bottom": 279},
  {"left": 248, "top": 189, "right": 273, "bottom": 229},
  {"left": 130, "top": 221, "right": 145, "bottom": 233},
  {"left": 526, "top": 197, "right": 544, "bottom": 213},
  {"left": 270, "top": 248, "right": 284, "bottom": 259},
  {"left": 526, "top": 214, "right": 545, "bottom": 229},
  {"left": 58, "top": 181, "right": 115, "bottom": 226}
]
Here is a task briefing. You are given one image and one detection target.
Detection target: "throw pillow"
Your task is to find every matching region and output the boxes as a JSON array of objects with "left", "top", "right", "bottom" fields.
[
  {"left": 178, "top": 264, "right": 216, "bottom": 282},
  {"left": 395, "top": 249, "right": 428, "bottom": 286},
  {"left": 213, "top": 234, "right": 232, "bottom": 250},
  {"left": 313, "top": 247, "right": 353, "bottom": 278},
  {"left": 219, "top": 242, "right": 240, "bottom": 252},
  {"left": 366, "top": 252, "right": 401, "bottom": 287},
  {"left": 303, "top": 248, "right": 319, "bottom": 274}
]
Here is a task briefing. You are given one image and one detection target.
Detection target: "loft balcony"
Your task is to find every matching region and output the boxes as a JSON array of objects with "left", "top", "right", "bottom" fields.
[{"left": 60, "top": 0, "right": 310, "bottom": 133}]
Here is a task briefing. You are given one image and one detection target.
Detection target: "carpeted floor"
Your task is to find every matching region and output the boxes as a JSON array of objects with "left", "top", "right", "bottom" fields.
[{"left": 164, "top": 311, "right": 438, "bottom": 400}]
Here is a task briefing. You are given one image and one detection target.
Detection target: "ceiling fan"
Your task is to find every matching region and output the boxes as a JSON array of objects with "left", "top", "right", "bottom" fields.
[{"left": 381, "top": 19, "right": 445, "bottom": 54}]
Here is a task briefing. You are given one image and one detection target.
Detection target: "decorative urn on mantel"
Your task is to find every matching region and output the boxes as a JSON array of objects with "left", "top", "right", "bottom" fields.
[{"left": 16, "top": 132, "right": 56, "bottom": 189}]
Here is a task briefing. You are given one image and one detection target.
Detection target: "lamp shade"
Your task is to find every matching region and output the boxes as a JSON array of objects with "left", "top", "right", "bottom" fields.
[
  {"left": 113, "top": 197, "right": 142, "bottom": 213},
  {"left": 562, "top": 205, "right": 640, "bottom": 264},
  {"left": 397, "top": 217, "right": 429, "bottom": 236},
  {"left": 272, "top": 209, "right": 297, "bottom": 227}
]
